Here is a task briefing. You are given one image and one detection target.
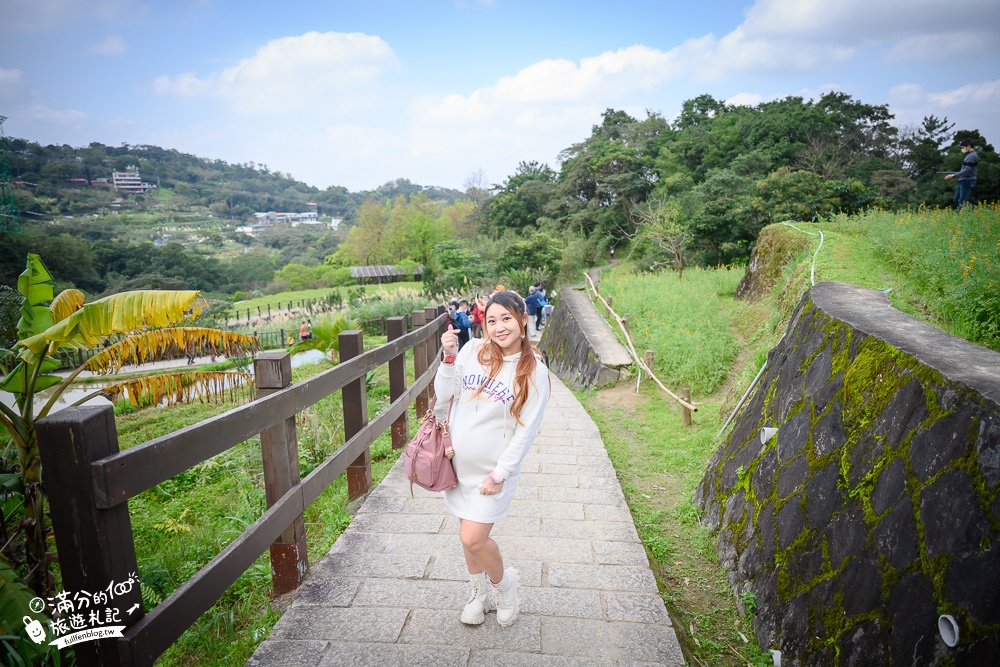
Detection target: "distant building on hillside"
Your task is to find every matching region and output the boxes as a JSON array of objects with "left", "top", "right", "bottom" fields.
[
  {"left": 254, "top": 210, "right": 319, "bottom": 225},
  {"left": 236, "top": 223, "right": 266, "bottom": 237},
  {"left": 112, "top": 166, "right": 155, "bottom": 193}
]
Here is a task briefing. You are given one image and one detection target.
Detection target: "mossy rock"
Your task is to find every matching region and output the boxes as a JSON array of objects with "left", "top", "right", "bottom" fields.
[{"left": 735, "top": 224, "right": 810, "bottom": 302}]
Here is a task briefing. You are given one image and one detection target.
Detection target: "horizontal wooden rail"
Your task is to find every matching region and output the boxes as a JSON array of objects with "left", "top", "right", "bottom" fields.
[
  {"left": 118, "top": 359, "right": 440, "bottom": 665},
  {"left": 37, "top": 307, "right": 448, "bottom": 667},
  {"left": 91, "top": 314, "right": 447, "bottom": 509}
]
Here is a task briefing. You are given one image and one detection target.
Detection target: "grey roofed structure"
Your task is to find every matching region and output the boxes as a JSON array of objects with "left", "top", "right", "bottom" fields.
[{"left": 349, "top": 264, "right": 424, "bottom": 284}]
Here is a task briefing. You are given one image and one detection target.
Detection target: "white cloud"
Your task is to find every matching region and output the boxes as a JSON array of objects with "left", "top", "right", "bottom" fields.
[
  {"left": 699, "top": 0, "right": 1000, "bottom": 76},
  {"left": 891, "top": 80, "right": 1000, "bottom": 109},
  {"left": 414, "top": 45, "right": 684, "bottom": 127},
  {"left": 726, "top": 93, "right": 764, "bottom": 107},
  {"left": 88, "top": 35, "right": 127, "bottom": 56},
  {"left": 889, "top": 83, "right": 930, "bottom": 106},
  {"left": 889, "top": 80, "right": 1000, "bottom": 142},
  {"left": 929, "top": 80, "right": 1000, "bottom": 107},
  {"left": 22, "top": 104, "right": 88, "bottom": 128},
  {"left": 152, "top": 31, "right": 401, "bottom": 115}
]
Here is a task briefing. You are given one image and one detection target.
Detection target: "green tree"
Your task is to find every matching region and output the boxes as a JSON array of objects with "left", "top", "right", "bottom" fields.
[
  {"left": 424, "top": 241, "right": 487, "bottom": 295},
  {"left": 383, "top": 194, "right": 449, "bottom": 266},
  {"left": 493, "top": 231, "right": 563, "bottom": 278},
  {"left": 557, "top": 110, "right": 663, "bottom": 241},
  {"left": 486, "top": 161, "right": 557, "bottom": 235},
  {"left": 342, "top": 200, "right": 390, "bottom": 265},
  {"left": 633, "top": 197, "right": 689, "bottom": 278},
  {"left": 688, "top": 168, "right": 757, "bottom": 264}
]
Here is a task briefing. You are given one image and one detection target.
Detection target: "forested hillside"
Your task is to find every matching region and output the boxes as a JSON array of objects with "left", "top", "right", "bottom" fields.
[
  {"left": 2, "top": 138, "right": 464, "bottom": 220},
  {"left": 1, "top": 91, "right": 995, "bottom": 300}
]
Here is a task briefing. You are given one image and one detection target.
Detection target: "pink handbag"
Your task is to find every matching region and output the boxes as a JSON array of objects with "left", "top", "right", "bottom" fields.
[{"left": 403, "top": 397, "right": 458, "bottom": 497}]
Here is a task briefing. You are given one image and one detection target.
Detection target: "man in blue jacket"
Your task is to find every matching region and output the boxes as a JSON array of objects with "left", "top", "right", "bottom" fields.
[
  {"left": 453, "top": 299, "right": 472, "bottom": 349},
  {"left": 944, "top": 139, "right": 979, "bottom": 209},
  {"left": 524, "top": 286, "right": 540, "bottom": 336}
]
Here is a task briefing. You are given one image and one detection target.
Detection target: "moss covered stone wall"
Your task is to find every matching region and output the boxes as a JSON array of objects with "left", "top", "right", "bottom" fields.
[
  {"left": 537, "top": 288, "right": 632, "bottom": 389},
  {"left": 695, "top": 281, "right": 1000, "bottom": 666}
]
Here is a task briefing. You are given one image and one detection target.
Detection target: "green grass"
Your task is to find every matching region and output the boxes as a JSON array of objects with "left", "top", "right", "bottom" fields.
[
  {"left": 597, "top": 266, "right": 744, "bottom": 395},
  {"left": 234, "top": 282, "right": 424, "bottom": 311},
  {"left": 574, "top": 203, "right": 999, "bottom": 666}
]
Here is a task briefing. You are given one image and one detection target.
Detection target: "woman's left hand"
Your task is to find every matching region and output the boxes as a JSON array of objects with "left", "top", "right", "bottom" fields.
[{"left": 479, "top": 477, "right": 504, "bottom": 495}]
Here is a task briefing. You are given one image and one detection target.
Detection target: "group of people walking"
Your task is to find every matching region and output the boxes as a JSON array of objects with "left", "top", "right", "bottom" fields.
[{"left": 448, "top": 283, "right": 553, "bottom": 351}]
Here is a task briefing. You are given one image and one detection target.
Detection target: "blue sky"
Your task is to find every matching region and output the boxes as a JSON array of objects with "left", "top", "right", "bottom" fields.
[{"left": 2, "top": 0, "right": 999, "bottom": 192}]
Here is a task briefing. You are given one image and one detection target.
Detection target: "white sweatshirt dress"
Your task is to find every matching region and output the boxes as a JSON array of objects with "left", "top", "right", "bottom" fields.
[{"left": 433, "top": 337, "right": 550, "bottom": 523}]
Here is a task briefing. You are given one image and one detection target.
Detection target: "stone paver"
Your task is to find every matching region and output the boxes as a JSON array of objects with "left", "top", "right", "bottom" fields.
[{"left": 247, "top": 375, "right": 684, "bottom": 666}]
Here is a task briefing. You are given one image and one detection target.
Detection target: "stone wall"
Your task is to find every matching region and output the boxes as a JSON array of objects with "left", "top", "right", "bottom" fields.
[
  {"left": 695, "top": 281, "right": 1000, "bottom": 666},
  {"left": 537, "top": 287, "right": 633, "bottom": 390}
]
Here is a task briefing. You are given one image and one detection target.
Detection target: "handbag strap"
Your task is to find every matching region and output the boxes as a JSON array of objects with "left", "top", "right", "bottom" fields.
[{"left": 427, "top": 394, "right": 455, "bottom": 424}]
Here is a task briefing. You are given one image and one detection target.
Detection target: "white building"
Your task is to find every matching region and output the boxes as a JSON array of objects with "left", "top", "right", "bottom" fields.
[
  {"left": 236, "top": 224, "right": 266, "bottom": 237},
  {"left": 111, "top": 165, "right": 155, "bottom": 193}
]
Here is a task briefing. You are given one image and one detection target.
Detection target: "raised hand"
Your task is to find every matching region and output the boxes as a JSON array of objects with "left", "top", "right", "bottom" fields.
[{"left": 441, "top": 322, "right": 459, "bottom": 356}]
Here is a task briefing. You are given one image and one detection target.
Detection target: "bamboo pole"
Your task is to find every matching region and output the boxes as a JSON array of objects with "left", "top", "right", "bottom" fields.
[{"left": 584, "top": 272, "right": 697, "bottom": 413}]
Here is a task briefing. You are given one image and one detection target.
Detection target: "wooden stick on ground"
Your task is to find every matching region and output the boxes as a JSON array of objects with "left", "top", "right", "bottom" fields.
[{"left": 584, "top": 272, "right": 698, "bottom": 413}]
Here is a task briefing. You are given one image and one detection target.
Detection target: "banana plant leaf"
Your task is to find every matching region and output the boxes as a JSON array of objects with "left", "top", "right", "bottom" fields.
[
  {"left": 0, "top": 361, "right": 62, "bottom": 394},
  {"left": 84, "top": 328, "right": 259, "bottom": 375},
  {"left": 49, "top": 288, "right": 85, "bottom": 323},
  {"left": 17, "top": 290, "right": 203, "bottom": 359},
  {"left": 94, "top": 370, "right": 255, "bottom": 408}
]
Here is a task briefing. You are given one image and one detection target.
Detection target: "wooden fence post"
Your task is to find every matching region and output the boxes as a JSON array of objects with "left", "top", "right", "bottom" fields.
[
  {"left": 424, "top": 307, "right": 438, "bottom": 401},
  {"left": 387, "top": 316, "right": 408, "bottom": 449},
  {"left": 36, "top": 405, "right": 143, "bottom": 667},
  {"left": 340, "top": 330, "right": 371, "bottom": 500},
  {"left": 644, "top": 349, "right": 655, "bottom": 370},
  {"left": 411, "top": 310, "right": 428, "bottom": 415},
  {"left": 623, "top": 314, "right": 631, "bottom": 338},
  {"left": 680, "top": 387, "right": 692, "bottom": 427},
  {"left": 254, "top": 351, "right": 306, "bottom": 596}
]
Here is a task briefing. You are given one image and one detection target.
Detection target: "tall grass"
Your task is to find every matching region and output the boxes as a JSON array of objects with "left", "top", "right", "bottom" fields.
[
  {"left": 827, "top": 203, "right": 999, "bottom": 349},
  {"left": 598, "top": 266, "right": 744, "bottom": 396}
]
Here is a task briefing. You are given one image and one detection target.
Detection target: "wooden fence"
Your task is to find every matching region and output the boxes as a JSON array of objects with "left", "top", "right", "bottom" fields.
[
  {"left": 35, "top": 307, "right": 448, "bottom": 667},
  {"left": 228, "top": 298, "right": 328, "bottom": 324}
]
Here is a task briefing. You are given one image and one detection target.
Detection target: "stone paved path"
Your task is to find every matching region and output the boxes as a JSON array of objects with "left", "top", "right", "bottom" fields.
[{"left": 246, "top": 374, "right": 684, "bottom": 666}]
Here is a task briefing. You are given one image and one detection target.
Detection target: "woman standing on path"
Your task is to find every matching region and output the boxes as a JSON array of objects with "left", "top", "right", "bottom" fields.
[{"left": 434, "top": 290, "right": 550, "bottom": 628}]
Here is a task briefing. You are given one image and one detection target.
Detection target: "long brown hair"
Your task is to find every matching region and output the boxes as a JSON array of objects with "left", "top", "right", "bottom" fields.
[{"left": 475, "top": 290, "right": 547, "bottom": 425}]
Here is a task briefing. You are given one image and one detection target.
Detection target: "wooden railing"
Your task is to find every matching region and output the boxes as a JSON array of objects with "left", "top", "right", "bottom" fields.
[{"left": 35, "top": 307, "right": 448, "bottom": 667}]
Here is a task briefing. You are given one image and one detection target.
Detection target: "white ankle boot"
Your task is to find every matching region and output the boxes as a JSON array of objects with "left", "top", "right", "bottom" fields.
[
  {"left": 461, "top": 571, "right": 494, "bottom": 625},
  {"left": 492, "top": 568, "right": 519, "bottom": 627}
]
